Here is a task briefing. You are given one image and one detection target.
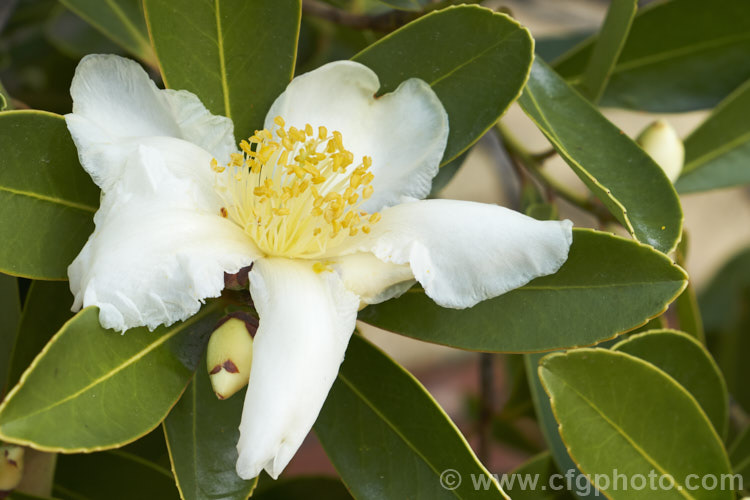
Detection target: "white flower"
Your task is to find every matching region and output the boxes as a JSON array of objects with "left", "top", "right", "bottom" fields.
[{"left": 65, "top": 55, "right": 573, "bottom": 480}]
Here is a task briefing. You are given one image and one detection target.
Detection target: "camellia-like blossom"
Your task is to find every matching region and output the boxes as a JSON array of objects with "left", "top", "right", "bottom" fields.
[{"left": 65, "top": 54, "right": 573, "bottom": 480}]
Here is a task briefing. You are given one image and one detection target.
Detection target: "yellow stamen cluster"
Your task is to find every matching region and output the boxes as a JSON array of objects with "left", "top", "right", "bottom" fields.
[{"left": 212, "top": 116, "right": 380, "bottom": 258}]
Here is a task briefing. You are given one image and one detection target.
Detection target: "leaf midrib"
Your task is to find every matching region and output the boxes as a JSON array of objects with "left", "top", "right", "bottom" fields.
[
  {"left": 0, "top": 185, "right": 97, "bottom": 213},
  {"left": 684, "top": 129, "right": 750, "bottom": 173},
  {"left": 337, "top": 372, "right": 501, "bottom": 499},
  {"left": 0, "top": 306, "right": 214, "bottom": 426},
  {"left": 551, "top": 373, "right": 697, "bottom": 500}
]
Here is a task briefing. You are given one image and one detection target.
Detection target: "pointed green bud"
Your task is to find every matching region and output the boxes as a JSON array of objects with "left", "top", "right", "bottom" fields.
[
  {"left": 0, "top": 445, "right": 24, "bottom": 492},
  {"left": 207, "top": 314, "right": 257, "bottom": 400},
  {"left": 636, "top": 119, "right": 684, "bottom": 183}
]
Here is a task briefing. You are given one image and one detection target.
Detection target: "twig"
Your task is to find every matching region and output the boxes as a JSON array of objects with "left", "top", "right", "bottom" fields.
[
  {"left": 478, "top": 353, "right": 494, "bottom": 464},
  {"left": 495, "top": 123, "right": 615, "bottom": 223}
]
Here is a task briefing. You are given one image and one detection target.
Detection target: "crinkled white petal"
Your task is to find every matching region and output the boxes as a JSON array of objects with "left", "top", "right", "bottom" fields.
[
  {"left": 69, "top": 143, "right": 258, "bottom": 332},
  {"left": 237, "top": 258, "right": 359, "bottom": 480},
  {"left": 65, "top": 54, "right": 235, "bottom": 191},
  {"left": 264, "top": 61, "right": 448, "bottom": 211},
  {"left": 350, "top": 199, "right": 573, "bottom": 309},
  {"left": 330, "top": 252, "right": 415, "bottom": 306}
]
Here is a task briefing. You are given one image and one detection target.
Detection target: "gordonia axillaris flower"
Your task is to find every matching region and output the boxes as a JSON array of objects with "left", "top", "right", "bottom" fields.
[{"left": 65, "top": 54, "right": 573, "bottom": 479}]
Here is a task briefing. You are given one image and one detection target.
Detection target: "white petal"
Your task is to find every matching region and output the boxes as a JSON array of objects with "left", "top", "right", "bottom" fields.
[
  {"left": 354, "top": 199, "right": 573, "bottom": 309},
  {"left": 330, "top": 252, "right": 415, "bottom": 306},
  {"left": 237, "top": 258, "right": 359, "bottom": 479},
  {"left": 69, "top": 144, "right": 258, "bottom": 332},
  {"left": 66, "top": 54, "right": 234, "bottom": 190},
  {"left": 264, "top": 61, "right": 448, "bottom": 211}
]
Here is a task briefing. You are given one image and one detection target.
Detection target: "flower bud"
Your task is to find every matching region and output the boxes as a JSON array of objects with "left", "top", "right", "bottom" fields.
[
  {"left": 636, "top": 119, "right": 684, "bottom": 182},
  {"left": 207, "top": 314, "right": 257, "bottom": 400},
  {"left": 0, "top": 445, "right": 24, "bottom": 492}
]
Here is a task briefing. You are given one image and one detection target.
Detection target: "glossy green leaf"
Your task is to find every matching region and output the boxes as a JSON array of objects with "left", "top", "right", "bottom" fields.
[
  {"left": 506, "top": 452, "right": 575, "bottom": 499},
  {"left": 0, "top": 111, "right": 99, "bottom": 280},
  {"left": 540, "top": 349, "right": 733, "bottom": 499},
  {"left": 729, "top": 425, "right": 750, "bottom": 490},
  {"left": 254, "top": 477, "right": 352, "bottom": 500},
  {"left": 45, "top": 6, "right": 123, "bottom": 59},
  {"left": 676, "top": 78, "right": 750, "bottom": 193},
  {"left": 519, "top": 59, "right": 683, "bottom": 254},
  {"left": 0, "top": 274, "right": 21, "bottom": 396},
  {"left": 8, "top": 493, "right": 56, "bottom": 500},
  {"left": 54, "top": 449, "right": 178, "bottom": 500},
  {"left": 359, "top": 229, "right": 687, "bottom": 353},
  {"left": 700, "top": 247, "right": 750, "bottom": 412},
  {"left": 60, "top": 0, "right": 156, "bottom": 65},
  {"left": 143, "top": 0, "right": 301, "bottom": 140},
  {"left": 164, "top": 364, "right": 256, "bottom": 500},
  {"left": 0, "top": 302, "right": 223, "bottom": 451},
  {"left": 5, "top": 281, "right": 73, "bottom": 393},
  {"left": 315, "top": 335, "right": 505, "bottom": 499},
  {"left": 526, "top": 353, "right": 598, "bottom": 499},
  {"left": 576, "top": 0, "right": 636, "bottom": 103},
  {"left": 554, "top": 0, "right": 750, "bottom": 112},
  {"left": 353, "top": 5, "right": 533, "bottom": 164},
  {"left": 612, "top": 330, "right": 729, "bottom": 438}
]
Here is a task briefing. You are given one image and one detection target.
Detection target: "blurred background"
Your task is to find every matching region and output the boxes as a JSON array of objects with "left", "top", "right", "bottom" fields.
[{"left": 2, "top": 0, "right": 749, "bottom": 479}]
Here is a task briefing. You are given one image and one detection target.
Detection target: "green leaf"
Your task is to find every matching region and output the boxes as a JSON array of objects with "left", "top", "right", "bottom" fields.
[
  {"left": 612, "top": 330, "right": 729, "bottom": 438},
  {"left": 506, "top": 452, "right": 575, "bottom": 499},
  {"left": 254, "top": 477, "right": 352, "bottom": 500},
  {"left": 0, "top": 274, "right": 21, "bottom": 396},
  {"left": 518, "top": 59, "right": 683, "bottom": 254},
  {"left": 143, "top": 0, "right": 301, "bottom": 140},
  {"left": 676, "top": 78, "right": 750, "bottom": 193},
  {"left": 5, "top": 281, "right": 74, "bottom": 393},
  {"left": 539, "top": 349, "right": 733, "bottom": 499},
  {"left": 45, "top": 6, "right": 123, "bottom": 59},
  {"left": 359, "top": 229, "right": 687, "bottom": 353},
  {"left": 554, "top": 0, "right": 750, "bottom": 112},
  {"left": 0, "top": 302, "right": 223, "bottom": 451},
  {"left": 0, "top": 111, "right": 99, "bottom": 280},
  {"left": 353, "top": 5, "right": 533, "bottom": 164},
  {"left": 576, "top": 0, "right": 636, "bottom": 103},
  {"left": 729, "top": 425, "right": 750, "bottom": 490},
  {"left": 164, "top": 363, "right": 256, "bottom": 500},
  {"left": 8, "top": 493, "right": 56, "bottom": 500},
  {"left": 54, "top": 449, "right": 178, "bottom": 500},
  {"left": 315, "top": 335, "right": 505, "bottom": 499},
  {"left": 700, "top": 247, "right": 750, "bottom": 412},
  {"left": 526, "top": 353, "right": 598, "bottom": 499},
  {"left": 59, "top": 0, "right": 156, "bottom": 66}
]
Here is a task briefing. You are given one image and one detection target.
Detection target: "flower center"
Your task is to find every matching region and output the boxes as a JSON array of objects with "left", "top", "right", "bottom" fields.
[{"left": 212, "top": 116, "right": 380, "bottom": 259}]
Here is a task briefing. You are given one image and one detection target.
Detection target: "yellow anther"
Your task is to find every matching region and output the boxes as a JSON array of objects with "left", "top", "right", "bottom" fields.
[
  {"left": 312, "top": 261, "right": 331, "bottom": 273},
  {"left": 212, "top": 118, "right": 381, "bottom": 258}
]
